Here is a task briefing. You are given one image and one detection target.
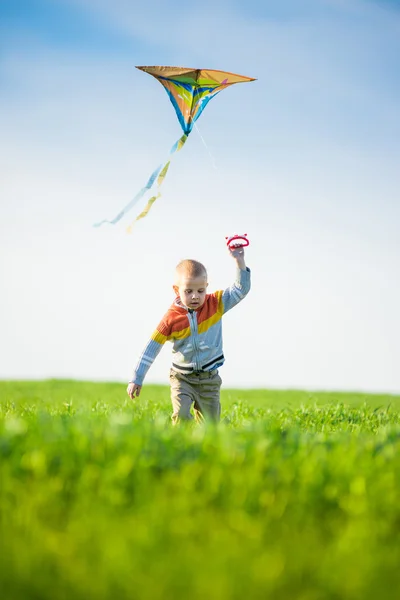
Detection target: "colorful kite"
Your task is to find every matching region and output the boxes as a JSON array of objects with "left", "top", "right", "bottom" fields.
[{"left": 94, "top": 66, "right": 256, "bottom": 231}]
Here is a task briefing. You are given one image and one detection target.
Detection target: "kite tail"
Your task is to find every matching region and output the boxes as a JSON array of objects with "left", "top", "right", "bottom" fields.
[
  {"left": 126, "top": 160, "right": 171, "bottom": 233},
  {"left": 126, "top": 193, "right": 161, "bottom": 234},
  {"left": 93, "top": 133, "right": 188, "bottom": 228},
  {"left": 126, "top": 134, "right": 188, "bottom": 233},
  {"left": 93, "top": 164, "right": 162, "bottom": 227}
]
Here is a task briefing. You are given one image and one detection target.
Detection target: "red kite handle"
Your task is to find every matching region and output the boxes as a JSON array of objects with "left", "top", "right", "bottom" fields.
[{"left": 225, "top": 233, "right": 250, "bottom": 249}]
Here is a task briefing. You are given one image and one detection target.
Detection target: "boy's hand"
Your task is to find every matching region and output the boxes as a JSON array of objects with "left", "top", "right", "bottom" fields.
[
  {"left": 127, "top": 382, "right": 142, "bottom": 399},
  {"left": 228, "top": 244, "right": 246, "bottom": 269},
  {"left": 229, "top": 245, "right": 245, "bottom": 258}
]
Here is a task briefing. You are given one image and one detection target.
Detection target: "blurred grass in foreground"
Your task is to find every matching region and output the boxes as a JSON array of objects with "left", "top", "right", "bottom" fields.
[{"left": 1, "top": 380, "right": 400, "bottom": 599}]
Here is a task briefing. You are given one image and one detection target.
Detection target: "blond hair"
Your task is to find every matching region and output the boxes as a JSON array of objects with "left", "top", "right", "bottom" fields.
[{"left": 175, "top": 259, "right": 207, "bottom": 283}]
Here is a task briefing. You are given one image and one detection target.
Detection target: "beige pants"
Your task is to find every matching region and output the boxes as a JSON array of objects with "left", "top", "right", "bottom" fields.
[{"left": 169, "top": 368, "right": 222, "bottom": 424}]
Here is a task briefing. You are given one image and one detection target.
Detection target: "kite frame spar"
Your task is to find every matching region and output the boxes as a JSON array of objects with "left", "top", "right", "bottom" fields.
[{"left": 94, "top": 66, "right": 256, "bottom": 231}]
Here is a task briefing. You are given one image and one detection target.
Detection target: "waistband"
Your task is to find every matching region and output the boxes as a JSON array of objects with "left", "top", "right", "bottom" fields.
[{"left": 171, "top": 368, "right": 218, "bottom": 379}]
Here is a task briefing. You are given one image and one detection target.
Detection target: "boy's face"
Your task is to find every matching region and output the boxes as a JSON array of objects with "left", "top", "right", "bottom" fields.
[{"left": 173, "top": 275, "right": 208, "bottom": 310}]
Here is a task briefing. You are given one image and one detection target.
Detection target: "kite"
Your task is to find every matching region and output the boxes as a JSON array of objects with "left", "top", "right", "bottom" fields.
[{"left": 94, "top": 66, "right": 256, "bottom": 231}]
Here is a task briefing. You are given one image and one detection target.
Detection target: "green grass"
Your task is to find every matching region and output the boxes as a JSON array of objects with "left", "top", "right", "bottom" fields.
[{"left": 1, "top": 380, "right": 400, "bottom": 599}]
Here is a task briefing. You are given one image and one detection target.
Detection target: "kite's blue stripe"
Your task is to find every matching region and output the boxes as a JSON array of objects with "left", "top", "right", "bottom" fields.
[
  {"left": 163, "top": 87, "right": 193, "bottom": 134},
  {"left": 93, "top": 164, "right": 162, "bottom": 227},
  {"left": 193, "top": 85, "right": 216, "bottom": 95}
]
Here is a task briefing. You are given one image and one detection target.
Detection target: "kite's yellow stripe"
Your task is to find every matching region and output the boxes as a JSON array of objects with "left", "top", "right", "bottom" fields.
[
  {"left": 126, "top": 193, "right": 161, "bottom": 233},
  {"left": 157, "top": 162, "right": 170, "bottom": 185}
]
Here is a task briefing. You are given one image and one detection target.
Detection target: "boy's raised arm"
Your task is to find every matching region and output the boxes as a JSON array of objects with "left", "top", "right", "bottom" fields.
[{"left": 221, "top": 246, "right": 251, "bottom": 314}]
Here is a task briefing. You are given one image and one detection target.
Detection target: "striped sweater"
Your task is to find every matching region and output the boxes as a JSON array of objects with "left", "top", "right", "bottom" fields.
[{"left": 131, "top": 267, "right": 251, "bottom": 385}]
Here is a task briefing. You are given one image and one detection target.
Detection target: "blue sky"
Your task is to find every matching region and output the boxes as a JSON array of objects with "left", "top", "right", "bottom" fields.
[{"left": 1, "top": 0, "right": 399, "bottom": 392}]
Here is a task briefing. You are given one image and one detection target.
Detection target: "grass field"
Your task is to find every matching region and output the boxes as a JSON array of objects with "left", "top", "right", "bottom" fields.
[{"left": 1, "top": 380, "right": 400, "bottom": 599}]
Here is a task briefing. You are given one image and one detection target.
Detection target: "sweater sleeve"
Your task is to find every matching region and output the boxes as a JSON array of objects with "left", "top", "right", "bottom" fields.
[
  {"left": 221, "top": 267, "right": 251, "bottom": 314},
  {"left": 130, "top": 317, "right": 171, "bottom": 385}
]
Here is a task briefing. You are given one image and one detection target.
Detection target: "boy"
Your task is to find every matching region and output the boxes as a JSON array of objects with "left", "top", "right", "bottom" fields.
[{"left": 127, "top": 245, "right": 250, "bottom": 423}]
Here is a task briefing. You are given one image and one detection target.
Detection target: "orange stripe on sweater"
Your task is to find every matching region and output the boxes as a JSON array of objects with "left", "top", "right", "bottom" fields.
[
  {"left": 158, "top": 308, "right": 191, "bottom": 339},
  {"left": 167, "top": 313, "right": 190, "bottom": 334},
  {"left": 155, "top": 292, "right": 223, "bottom": 341},
  {"left": 197, "top": 292, "right": 223, "bottom": 324},
  {"left": 198, "top": 292, "right": 223, "bottom": 333}
]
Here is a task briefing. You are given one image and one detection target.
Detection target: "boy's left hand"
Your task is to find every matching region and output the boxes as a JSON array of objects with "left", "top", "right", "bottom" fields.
[
  {"left": 228, "top": 244, "right": 246, "bottom": 269},
  {"left": 228, "top": 245, "right": 245, "bottom": 259}
]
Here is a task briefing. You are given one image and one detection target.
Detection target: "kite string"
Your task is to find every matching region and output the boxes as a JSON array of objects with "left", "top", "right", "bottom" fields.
[{"left": 194, "top": 122, "right": 217, "bottom": 170}]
